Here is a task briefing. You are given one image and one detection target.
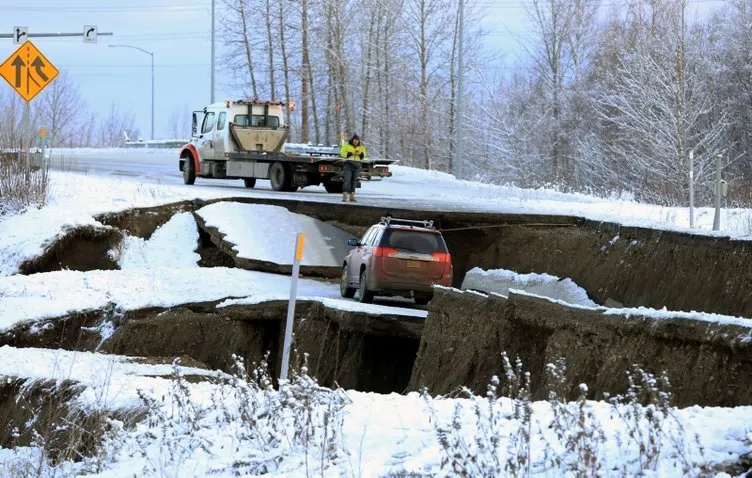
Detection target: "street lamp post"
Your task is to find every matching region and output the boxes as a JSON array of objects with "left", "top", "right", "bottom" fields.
[{"left": 108, "top": 44, "right": 154, "bottom": 140}]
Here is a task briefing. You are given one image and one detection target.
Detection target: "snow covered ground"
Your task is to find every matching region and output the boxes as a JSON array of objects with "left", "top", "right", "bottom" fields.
[
  {"left": 1, "top": 342, "right": 751, "bottom": 476},
  {"left": 461, "top": 267, "right": 600, "bottom": 307},
  {"left": 459, "top": 268, "right": 752, "bottom": 330},
  {"left": 2, "top": 157, "right": 752, "bottom": 475}
]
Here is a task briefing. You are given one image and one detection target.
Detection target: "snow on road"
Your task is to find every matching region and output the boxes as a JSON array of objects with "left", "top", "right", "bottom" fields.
[
  {"left": 196, "top": 202, "right": 356, "bottom": 267},
  {"left": 46, "top": 148, "right": 752, "bottom": 237}
]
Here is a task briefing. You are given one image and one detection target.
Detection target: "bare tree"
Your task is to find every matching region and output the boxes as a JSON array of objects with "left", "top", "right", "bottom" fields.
[
  {"left": 278, "top": 0, "right": 293, "bottom": 130},
  {"left": 264, "top": 0, "right": 277, "bottom": 99},
  {"left": 96, "top": 104, "right": 139, "bottom": 147},
  {"left": 400, "top": 0, "right": 455, "bottom": 169},
  {"left": 594, "top": 0, "right": 726, "bottom": 203},
  {"left": 0, "top": 90, "right": 24, "bottom": 150},
  {"left": 167, "top": 104, "right": 192, "bottom": 139},
  {"left": 37, "top": 71, "right": 84, "bottom": 147},
  {"left": 221, "top": 0, "right": 260, "bottom": 98},
  {"left": 523, "top": 0, "right": 601, "bottom": 184},
  {"left": 301, "top": 0, "right": 312, "bottom": 142}
]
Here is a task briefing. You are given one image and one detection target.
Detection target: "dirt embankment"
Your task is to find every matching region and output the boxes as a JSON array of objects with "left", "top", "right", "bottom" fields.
[
  {"left": 96, "top": 200, "right": 199, "bottom": 239},
  {"left": 456, "top": 221, "right": 752, "bottom": 317},
  {"left": 2, "top": 299, "right": 423, "bottom": 394},
  {"left": 409, "top": 288, "right": 752, "bottom": 407},
  {"left": 0, "top": 378, "right": 132, "bottom": 460},
  {"left": 50, "top": 196, "right": 752, "bottom": 319},
  {"left": 19, "top": 225, "right": 123, "bottom": 274}
]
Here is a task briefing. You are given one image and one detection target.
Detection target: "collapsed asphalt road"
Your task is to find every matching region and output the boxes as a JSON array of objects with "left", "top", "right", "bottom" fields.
[{"left": 5, "top": 195, "right": 752, "bottom": 406}]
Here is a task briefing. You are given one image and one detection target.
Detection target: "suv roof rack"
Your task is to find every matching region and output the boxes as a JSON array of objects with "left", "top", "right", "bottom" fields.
[{"left": 380, "top": 216, "right": 435, "bottom": 229}]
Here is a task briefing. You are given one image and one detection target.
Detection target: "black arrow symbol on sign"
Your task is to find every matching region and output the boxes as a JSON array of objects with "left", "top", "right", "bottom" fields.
[
  {"left": 11, "top": 56, "right": 24, "bottom": 87},
  {"left": 15, "top": 28, "right": 26, "bottom": 42},
  {"left": 86, "top": 27, "right": 95, "bottom": 37},
  {"left": 31, "top": 57, "right": 48, "bottom": 82}
]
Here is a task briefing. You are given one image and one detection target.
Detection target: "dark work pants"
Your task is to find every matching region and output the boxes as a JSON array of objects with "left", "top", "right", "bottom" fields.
[{"left": 343, "top": 161, "right": 360, "bottom": 193}]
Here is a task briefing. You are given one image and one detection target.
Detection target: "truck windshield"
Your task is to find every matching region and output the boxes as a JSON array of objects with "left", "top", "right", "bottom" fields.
[{"left": 234, "top": 115, "right": 280, "bottom": 128}]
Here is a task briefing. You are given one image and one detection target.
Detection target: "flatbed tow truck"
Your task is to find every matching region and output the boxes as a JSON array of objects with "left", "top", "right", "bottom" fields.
[{"left": 179, "top": 99, "right": 394, "bottom": 193}]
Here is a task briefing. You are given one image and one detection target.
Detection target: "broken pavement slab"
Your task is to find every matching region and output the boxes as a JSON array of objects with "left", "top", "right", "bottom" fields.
[
  {"left": 194, "top": 202, "right": 356, "bottom": 278},
  {"left": 0, "top": 267, "right": 423, "bottom": 333},
  {"left": 409, "top": 287, "right": 752, "bottom": 407}
]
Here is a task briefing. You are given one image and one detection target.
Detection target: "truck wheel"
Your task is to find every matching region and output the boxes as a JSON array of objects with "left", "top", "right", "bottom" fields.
[
  {"left": 182, "top": 155, "right": 196, "bottom": 185},
  {"left": 323, "top": 180, "right": 343, "bottom": 194},
  {"left": 269, "top": 162, "right": 290, "bottom": 192},
  {"left": 243, "top": 178, "right": 256, "bottom": 188}
]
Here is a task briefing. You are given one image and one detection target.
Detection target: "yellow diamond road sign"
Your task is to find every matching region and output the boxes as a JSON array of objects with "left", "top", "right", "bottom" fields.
[{"left": 0, "top": 40, "right": 59, "bottom": 103}]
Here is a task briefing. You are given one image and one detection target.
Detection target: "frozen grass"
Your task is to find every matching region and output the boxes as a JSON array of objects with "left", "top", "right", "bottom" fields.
[
  {"left": 3, "top": 353, "right": 745, "bottom": 477},
  {"left": 0, "top": 159, "right": 50, "bottom": 217}
]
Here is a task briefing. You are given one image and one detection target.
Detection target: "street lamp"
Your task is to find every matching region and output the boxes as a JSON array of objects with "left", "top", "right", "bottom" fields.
[{"left": 108, "top": 44, "right": 154, "bottom": 140}]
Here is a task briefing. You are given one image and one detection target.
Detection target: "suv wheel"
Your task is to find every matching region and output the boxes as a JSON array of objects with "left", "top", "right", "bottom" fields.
[
  {"left": 340, "top": 265, "right": 356, "bottom": 298},
  {"left": 414, "top": 294, "right": 432, "bottom": 306},
  {"left": 359, "top": 271, "right": 374, "bottom": 304}
]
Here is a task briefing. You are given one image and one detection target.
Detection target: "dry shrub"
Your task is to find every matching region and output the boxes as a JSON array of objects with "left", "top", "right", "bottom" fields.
[{"left": 0, "top": 154, "right": 50, "bottom": 216}]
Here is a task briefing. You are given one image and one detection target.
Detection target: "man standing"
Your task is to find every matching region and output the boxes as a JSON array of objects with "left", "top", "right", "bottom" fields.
[{"left": 339, "top": 133, "right": 367, "bottom": 202}]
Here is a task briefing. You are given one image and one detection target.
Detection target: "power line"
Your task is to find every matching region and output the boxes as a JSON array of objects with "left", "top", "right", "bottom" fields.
[
  {"left": 58, "top": 63, "right": 209, "bottom": 68},
  {"left": 0, "top": 3, "right": 208, "bottom": 12}
]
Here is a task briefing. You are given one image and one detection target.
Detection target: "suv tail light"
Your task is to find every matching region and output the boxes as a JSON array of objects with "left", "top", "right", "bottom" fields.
[
  {"left": 431, "top": 252, "right": 451, "bottom": 263},
  {"left": 374, "top": 246, "right": 399, "bottom": 257}
]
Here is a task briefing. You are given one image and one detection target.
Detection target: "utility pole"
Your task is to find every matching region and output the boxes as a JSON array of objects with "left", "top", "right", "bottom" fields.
[
  {"left": 211, "top": 0, "right": 216, "bottom": 103},
  {"left": 688, "top": 149, "right": 694, "bottom": 228},
  {"left": 454, "top": 0, "right": 465, "bottom": 180},
  {"left": 713, "top": 153, "right": 722, "bottom": 231}
]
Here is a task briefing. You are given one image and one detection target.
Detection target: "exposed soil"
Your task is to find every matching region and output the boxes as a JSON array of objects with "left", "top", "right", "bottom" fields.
[
  {"left": 410, "top": 288, "right": 752, "bottom": 407},
  {"left": 196, "top": 221, "right": 236, "bottom": 267},
  {"left": 11, "top": 195, "right": 752, "bottom": 409},
  {"left": 19, "top": 225, "right": 123, "bottom": 274},
  {"left": 0, "top": 378, "right": 143, "bottom": 463},
  {"left": 96, "top": 200, "right": 199, "bottom": 239},
  {"left": 0, "top": 309, "right": 107, "bottom": 351},
  {"left": 463, "top": 221, "right": 752, "bottom": 317},
  {"left": 1, "top": 299, "right": 423, "bottom": 394}
]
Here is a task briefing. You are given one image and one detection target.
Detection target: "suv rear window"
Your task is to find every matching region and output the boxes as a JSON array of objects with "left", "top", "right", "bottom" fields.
[{"left": 380, "top": 229, "right": 447, "bottom": 254}]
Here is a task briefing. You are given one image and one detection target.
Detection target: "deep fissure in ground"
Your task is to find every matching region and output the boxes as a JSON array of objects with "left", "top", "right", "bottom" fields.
[{"left": 9, "top": 196, "right": 752, "bottom": 405}]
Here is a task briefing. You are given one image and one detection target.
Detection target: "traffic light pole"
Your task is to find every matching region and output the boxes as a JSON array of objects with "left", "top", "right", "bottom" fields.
[
  {"left": 3, "top": 28, "right": 112, "bottom": 161},
  {"left": 0, "top": 32, "right": 113, "bottom": 40}
]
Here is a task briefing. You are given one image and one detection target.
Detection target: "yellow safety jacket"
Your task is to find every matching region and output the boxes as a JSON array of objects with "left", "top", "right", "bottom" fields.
[{"left": 340, "top": 142, "right": 367, "bottom": 160}]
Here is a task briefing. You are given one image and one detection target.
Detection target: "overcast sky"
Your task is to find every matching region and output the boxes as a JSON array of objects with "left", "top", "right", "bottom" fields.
[{"left": 0, "top": 1, "right": 720, "bottom": 140}]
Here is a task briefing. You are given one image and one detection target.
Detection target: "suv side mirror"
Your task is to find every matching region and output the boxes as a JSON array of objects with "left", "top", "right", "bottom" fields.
[{"left": 347, "top": 239, "right": 360, "bottom": 247}]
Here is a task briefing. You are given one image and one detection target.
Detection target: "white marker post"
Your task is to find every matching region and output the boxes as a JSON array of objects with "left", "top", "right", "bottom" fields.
[{"left": 280, "top": 233, "right": 304, "bottom": 381}]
